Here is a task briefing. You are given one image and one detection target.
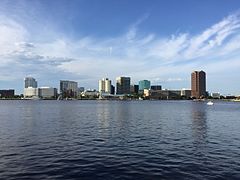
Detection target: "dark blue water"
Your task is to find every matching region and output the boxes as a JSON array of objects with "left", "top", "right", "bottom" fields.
[{"left": 0, "top": 100, "right": 240, "bottom": 179}]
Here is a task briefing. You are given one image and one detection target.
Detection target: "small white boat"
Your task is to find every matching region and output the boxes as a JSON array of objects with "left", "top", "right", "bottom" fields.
[{"left": 207, "top": 101, "right": 214, "bottom": 105}]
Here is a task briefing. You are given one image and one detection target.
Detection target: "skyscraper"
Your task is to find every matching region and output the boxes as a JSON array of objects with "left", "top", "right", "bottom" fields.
[
  {"left": 110, "top": 85, "right": 115, "bottom": 95},
  {"left": 191, "top": 71, "right": 206, "bottom": 98},
  {"left": 24, "top": 77, "right": 38, "bottom": 88},
  {"left": 139, "top": 80, "right": 151, "bottom": 91},
  {"left": 60, "top": 80, "right": 78, "bottom": 98},
  {"left": 116, "top": 77, "right": 130, "bottom": 95},
  {"left": 99, "top": 78, "right": 111, "bottom": 94}
]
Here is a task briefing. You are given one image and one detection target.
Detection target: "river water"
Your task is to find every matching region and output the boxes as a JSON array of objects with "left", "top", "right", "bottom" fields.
[{"left": 0, "top": 100, "right": 239, "bottom": 179}]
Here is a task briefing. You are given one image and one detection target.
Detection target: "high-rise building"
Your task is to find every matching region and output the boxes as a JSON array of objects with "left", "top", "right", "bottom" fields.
[
  {"left": 116, "top": 77, "right": 130, "bottom": 95},
  {"left": 24, "top": 77, "right": 37, "bottom": 88},
  {"left": 110, "top": 85, "right": 115, "bottom": 95},
  {"left": 191, "top": 71, "right": 206, "bottom": 98},
  {"left": 99, "top": 78, "right": 111, "bottom": 94},
  {"left": 139, "top": 80, "right": 151, "bottom": 91},
  {"left": 60, "top": 80, "right": 78, "bottom": 98}
]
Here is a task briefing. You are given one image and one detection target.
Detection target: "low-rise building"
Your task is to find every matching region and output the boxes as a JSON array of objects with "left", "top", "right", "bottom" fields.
[
  {"left": 38, "top": 87, "right": 57, "bottom": 99},
  {"left": 0, "top": 89, "right": 14, "bottom": 98},
  {"left": 151, "top": 85, "right": 162, "bottom": 90},
  {"left": 144, "top": 89, "right": 181, "bottom": 100},
  {"left": 78, "top": 87, "right": 85, "bottom": 93},
  {"left": 211, "top": 92, "right": 221, "bottom": 99},
  {"left": 81, "top": 89, "right": 99, "bottom": 98},
  {"left": 130, "top": 85, "right": 139, "bottom": 94},
  {"left": 181, "top": 89, "right": 192, "bottom": 99},
  {"left": 24, "top": 87, "right": 39, "bottom": 98}
]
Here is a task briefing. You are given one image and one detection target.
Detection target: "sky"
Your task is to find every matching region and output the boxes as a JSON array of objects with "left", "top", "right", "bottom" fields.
[{"left": 0, "top": 0, "right": 240, "bottom": 95}]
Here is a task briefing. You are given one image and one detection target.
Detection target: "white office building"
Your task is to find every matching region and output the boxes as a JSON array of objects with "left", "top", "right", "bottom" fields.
[
  {"left": 99, "top": 78, "right": 111, "bottom": 94},
  {"left": 211, "top": 92, "right": 221, "bottom": 99},
  {"left": 24, "top": 87, "right": 39, "bottom": 98}
]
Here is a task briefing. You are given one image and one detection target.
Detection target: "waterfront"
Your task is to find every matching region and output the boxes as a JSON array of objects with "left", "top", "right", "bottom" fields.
[{"left": 0, "top": 100, "right": 240, "bottom": 179}]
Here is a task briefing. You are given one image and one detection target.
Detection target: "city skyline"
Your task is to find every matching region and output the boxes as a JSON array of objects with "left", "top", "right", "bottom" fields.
[{"left": 0, "top": 0, "right": 240, "bottom": 95}]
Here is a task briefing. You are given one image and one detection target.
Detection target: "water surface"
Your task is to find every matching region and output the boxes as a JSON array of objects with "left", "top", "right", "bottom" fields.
[{"left": 0, "top": 100, "right": 239, "bottom": 179}]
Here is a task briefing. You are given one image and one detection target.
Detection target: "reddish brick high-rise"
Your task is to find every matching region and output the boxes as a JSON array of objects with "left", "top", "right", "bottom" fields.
[{"left": 191, "top": 71, "right": 206, "bottom": 98}]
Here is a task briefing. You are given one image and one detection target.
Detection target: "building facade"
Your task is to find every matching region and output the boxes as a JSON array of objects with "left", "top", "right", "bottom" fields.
[
  {"left": 60, "top": 80, "right": 78, "bottom": 98},
  {"left": 151, "top": 85, "right": 162, "bottom": 90},
  {"left": 134, "top": 85, "right": 139, "bottom": 94},
  {"left": 99, "top": 78, "right": 111, "bottom": 94},
  {"left": 130, "top": 85, "right": 139, "bottom": 94},
  {"left": 24, "top": 87, "right": 39, "bottom": 98},
  {"left": 0, "top": 89, "right": 14, "bottom": 98},
  {"left": 24, "top": 77, "right": 38, "bottom": 88},
  {"left": 78, "top": 87, "right": 85, "bottom": 93},
  {"left": 38, "top": 87, "right": 57, "bottom": 99},
  {"left": 211, "top": 92, "right": 221, "bottom": 99},
  {"left": 191, "top": 71, "right": 206, "bottom": 98},
  {"left": 111, "top": 85, "right": 115, "bottom": 95},
  {"left": 81, "top": 89, "right": 99, "bottom": 98},
  {"left": 181, "top": 89, "right": 192, "bottom": 99},
  {"left": 139, "top": 80, "right": 151, "bottom": 91},
  {"left": 144, "top": 89, "right": 181, "bottom": 100},
  {"left": 116, "top": 77, "right": 131, "bottom": 95}
]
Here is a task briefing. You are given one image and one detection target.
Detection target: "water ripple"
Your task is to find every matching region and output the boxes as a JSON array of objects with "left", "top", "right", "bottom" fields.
[{"left": 0, "top": 100, "right": 240, "bottom": 179}]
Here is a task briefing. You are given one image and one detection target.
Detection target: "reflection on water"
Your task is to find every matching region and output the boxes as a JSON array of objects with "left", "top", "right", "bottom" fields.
[
  {"left": 0, "top": 100, "right": 240, "bottom": 179},
  {"left": 114, "top": 102, "right": 132, "bottom": 131},
  {"left": 191, "top": 102, "right": 208, "bottom": 147},
  {"left": 96, "top": 101, "right": 133, "bottom": 143},
  {"left": 96, "top": 101, "right": 111, "bottom": 141},
  {"left": 96, "top": 101, "right": 111, "bottom": 129}
]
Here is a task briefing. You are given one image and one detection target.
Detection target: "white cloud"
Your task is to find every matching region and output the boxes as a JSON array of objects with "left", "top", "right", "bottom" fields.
[
  {"left": 183, "top": 13, "right": 240, "bottom": 60},
  {"left": 0, "top": 16, "right": 27, "bottom": 59},
  {"left": 1, "top": 12, "right": 240, "bottom": 94},
  {"left": 126, "top": 13, "right": 149, "bottom": 42},
  {"left": 149, "top": 33, "right": 189, "bottom": 60}
]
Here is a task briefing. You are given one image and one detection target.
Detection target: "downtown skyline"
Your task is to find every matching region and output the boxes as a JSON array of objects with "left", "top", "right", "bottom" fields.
[{"left": 0, "top": 0, "right": 240, "bottom": 95}]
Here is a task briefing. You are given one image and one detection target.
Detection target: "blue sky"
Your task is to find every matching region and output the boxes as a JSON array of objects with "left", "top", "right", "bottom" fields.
[{"left": 0, "top": 0, "right": 240, "bottom": 95}]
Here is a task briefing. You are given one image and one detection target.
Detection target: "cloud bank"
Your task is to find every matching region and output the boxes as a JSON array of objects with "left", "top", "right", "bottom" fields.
[{"left": 0, "top": 12, "right": 240, "bottom": 94}]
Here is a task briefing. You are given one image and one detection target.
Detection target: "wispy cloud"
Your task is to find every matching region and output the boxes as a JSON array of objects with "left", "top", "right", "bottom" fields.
[
  {"left": 126, "top": 13, "right": 149, "bottom": 42},
  {"left": 1, "top": 12, "right": 240, "bottom": 94}
]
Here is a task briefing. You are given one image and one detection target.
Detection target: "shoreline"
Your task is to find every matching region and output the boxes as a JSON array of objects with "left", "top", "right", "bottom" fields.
[{"left": 0, "top": 98, "right": 239, "bottom": 102}]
